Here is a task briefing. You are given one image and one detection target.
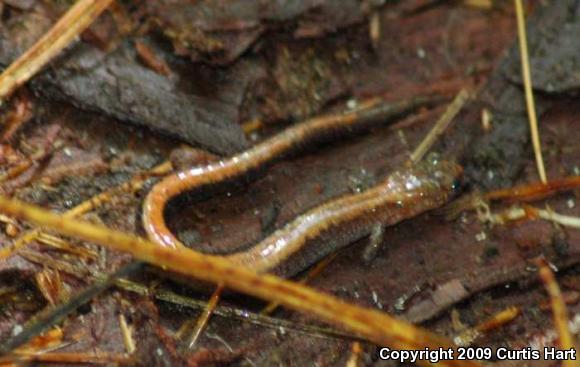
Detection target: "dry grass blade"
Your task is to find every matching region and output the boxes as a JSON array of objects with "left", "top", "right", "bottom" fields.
[
  {"left": 514, "top": 0, "right": 547, "bottom": 183},
  {"left": 410, "top": 89, "right": 469, "bottom": 163},
  {"left": 0, "top": 0, "right": 115, "bottom": 101},
  {"left": 0, "top": 194, "right": 481, "bottom": 367}
]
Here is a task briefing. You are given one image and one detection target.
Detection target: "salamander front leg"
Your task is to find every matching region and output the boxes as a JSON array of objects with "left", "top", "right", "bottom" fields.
[{"left": 362, "top": 223, "right": 386, "bottom": 263}]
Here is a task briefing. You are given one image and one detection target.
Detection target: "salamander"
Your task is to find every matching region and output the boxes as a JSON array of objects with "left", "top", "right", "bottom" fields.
[{"left": 142, "top": 96, "right": 461, "bottom": 277}]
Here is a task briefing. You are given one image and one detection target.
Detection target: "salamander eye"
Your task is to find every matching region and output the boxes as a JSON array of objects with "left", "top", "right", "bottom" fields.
[{"left": 451, "top": 178, "right": 462, "bottom": 192}]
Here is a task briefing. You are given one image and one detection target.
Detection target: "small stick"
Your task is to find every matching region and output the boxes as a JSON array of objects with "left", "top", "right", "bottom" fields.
[
  {"left": 445, "top": 176, "right": 580, "bottom": 219},
  {"left": 134, "top": 40, "right": 171, "bottom": 76},
  {"left": 118, "top": 313, "right": 136, "bottom": 354},
  {"left": 241, "top": 119, "right": 263, "bottom": 135},
  {"left": 64, "top": 161, "right": 172, "bottom": 218},
  {"left": 475, "top": 306, "right": 521, "bottom": 333},
  {"left": 15, "top": 327, "right": 63, "bottom": 352},
  {"left": 346, "top": 341, "right": 363, "bottom": 367},
  {"left": 536, "top": 258, "right": 574, "bottom": 367},
  {"left": 186, "top": 284, "right": 224, "bottom": 349},
  {"left": 0, "top": 0, "right": 115, "bottom": 101},
  {"left": 514, "top": 0, "right": 547, "bottom": 183},
  {"left": 484, "top": 176, "right": 580, "bottom": 202},
  {"left": 369, "top": 11, "right": 381, "bottom": 50},
  {"left": 410, "top": 89, "right": 469, "bottom": 163},
  {"left": 481, "top": 108, "right": 492, "bottom": 133},
  {"left": 454, "top": 306, "right": 521, "bottom": 347}
]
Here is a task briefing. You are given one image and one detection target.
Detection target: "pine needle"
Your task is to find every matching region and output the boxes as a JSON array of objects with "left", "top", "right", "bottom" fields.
[
  {"left": 536, "top": 259, "right": 575, "bottom": 367},
  {"left": 514, "top": 0, "right": 547, "bottom": 183},
  {"left": 0, "top": 0, "right": 114, "bottom": 101}
]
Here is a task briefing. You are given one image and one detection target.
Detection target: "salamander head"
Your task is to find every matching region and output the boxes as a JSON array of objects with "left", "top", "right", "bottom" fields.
[
  {"left": 419, "top": 153, "right": 463, "bottom": 194},
  {"left": 384, "top": 153, "right": 463, "bottom": 201}
]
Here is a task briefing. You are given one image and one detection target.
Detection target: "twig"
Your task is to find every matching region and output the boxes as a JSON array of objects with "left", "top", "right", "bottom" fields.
[
  {"left": 410, "top": 89, "right": 469, "bottom": 163},
  {"left": 514, "top": 0, "right": 547, "bottom": 183},
  {"left": 186, "top": 284, "right": 224, "bottom": 349},
  {"left": 444, "top": 175, "right": 580, "bottom": 219},
  {"left": 454, "top": 306, "right": 521, "bottom": 346},
  {"left": 0, "top": 0, "right": 114, "bottom": 101},
  {"left": 484, "top": 176, "right": 580, "bottom": 202},
  {"left": 118, "top": 313, "right": 136, "bottom": 354},
  {"left": 475, "top": 306, "right": 521, "bottom": 333},
  {"left": 134, "top": 40, "right": 171, "bottom": 76},
  {"left": 0, "top": 195, "right": 479, "bottom": 367},
  {"left": 15, "top": 327, "right": 64, "bottom": 353},
  {"left": 536, "top": 258, "right": 575, "bottom": 367},
  {"left": 346, "top": 341, "right": 363, "bottom": 367}
]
